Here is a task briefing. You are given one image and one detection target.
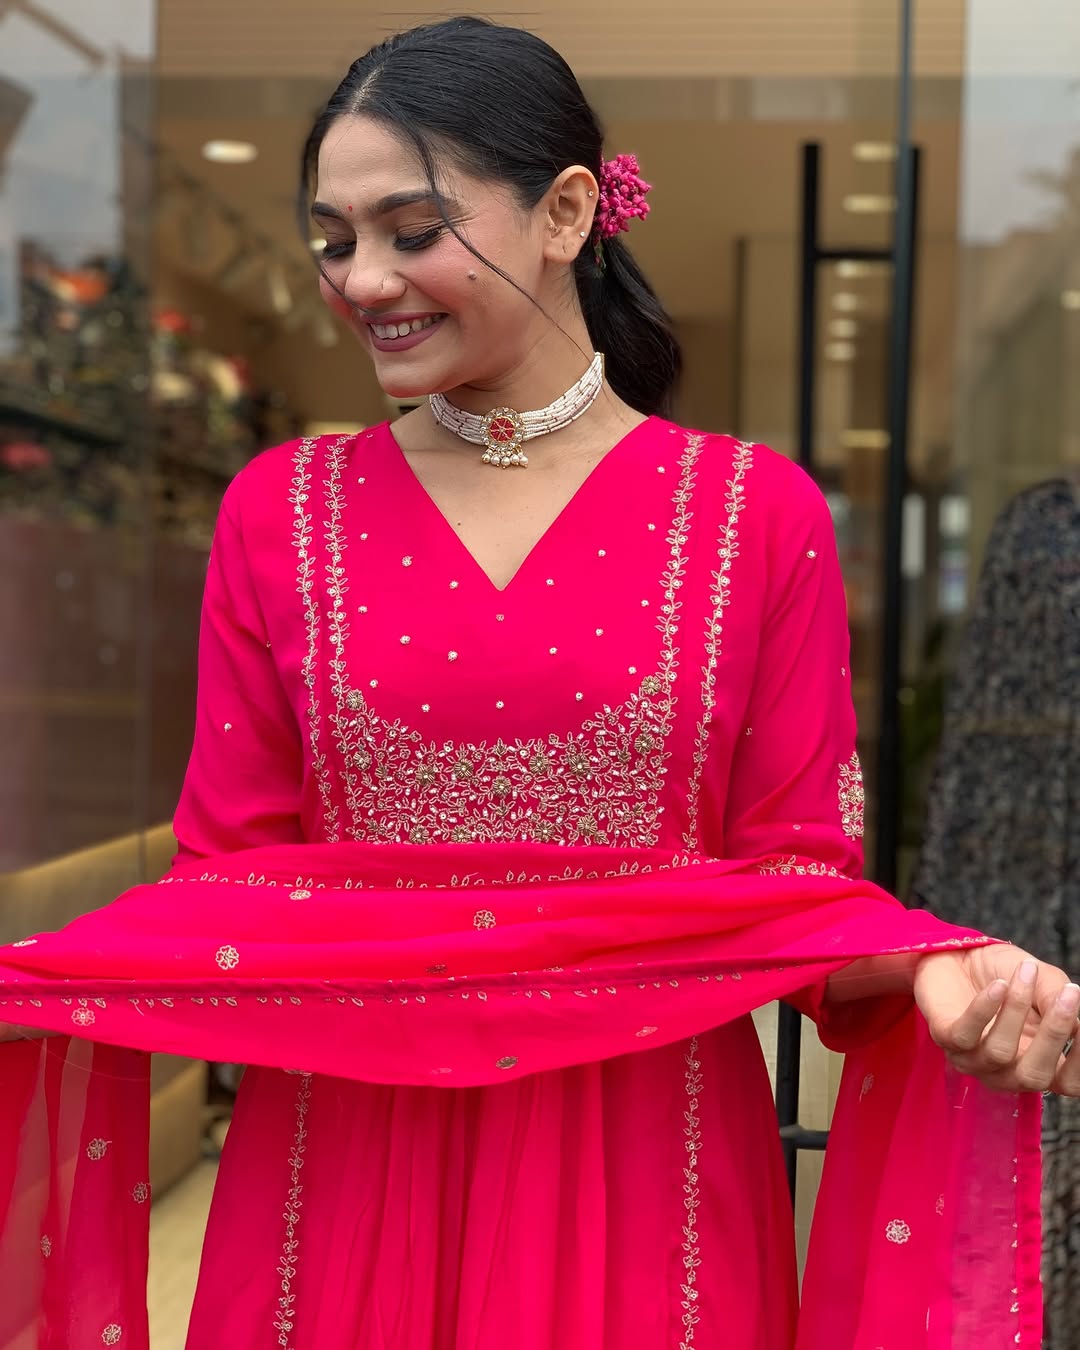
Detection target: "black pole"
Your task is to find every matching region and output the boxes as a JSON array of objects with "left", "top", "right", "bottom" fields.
[
  {"left": 797, "top": 144, "right": 820, "bottom": 472},
  {"left": 775, "top": 1003, "right": 803, "bottom": 1199},
  {"left": 732, "top": 236, "right": 748, "bottom": 438},
  {"left": 874, "top": 0, "right": 920, "bottom": 893}
]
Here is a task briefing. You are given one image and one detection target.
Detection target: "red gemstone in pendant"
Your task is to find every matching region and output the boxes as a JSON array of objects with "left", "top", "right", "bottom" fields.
[{"left": 488, "top": 415, "right": 516, "bottom": 444}]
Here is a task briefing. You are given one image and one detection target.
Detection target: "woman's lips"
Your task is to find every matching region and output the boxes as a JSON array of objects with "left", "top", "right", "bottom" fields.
[{"left": 364, "top": 313, "right": 447, "bottom": 353}]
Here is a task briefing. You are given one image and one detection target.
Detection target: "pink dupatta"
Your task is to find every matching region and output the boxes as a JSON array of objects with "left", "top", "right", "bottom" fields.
[{"left": 0, "top": 840, "right": 1042, "bottom": 1348}]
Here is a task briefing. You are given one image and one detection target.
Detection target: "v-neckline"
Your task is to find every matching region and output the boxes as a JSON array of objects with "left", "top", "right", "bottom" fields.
[{"left": 378, "top": 416, "right": 657, "bottom": 594}]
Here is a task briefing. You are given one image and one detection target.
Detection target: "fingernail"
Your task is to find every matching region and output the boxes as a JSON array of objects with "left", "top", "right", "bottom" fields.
[
  {"left": 1019, "top": 960, "right": 1038, "bottom": 985},
  {"left": 1056, "top": 984, "right": 1080, "bottom": 1016},
  {"left": 988, "top": 980, "right": 1008, "bottom": 1003}
]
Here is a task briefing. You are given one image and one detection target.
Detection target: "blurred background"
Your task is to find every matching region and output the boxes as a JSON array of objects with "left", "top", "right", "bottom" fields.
[{"left": 0, "top": 0, "right": 1077, "bottom": 1341}]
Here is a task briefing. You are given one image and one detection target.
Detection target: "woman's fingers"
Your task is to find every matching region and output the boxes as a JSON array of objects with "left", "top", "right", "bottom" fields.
[
  {"left": 1044, "top": 985, "right": 1080, "bottom": 1097},
  {"left": 976, "top": 960, "right": 1038, "bottom": 1071},
  {"left": 936, "top": 977, "right": 1007, "bottom": 1055}
]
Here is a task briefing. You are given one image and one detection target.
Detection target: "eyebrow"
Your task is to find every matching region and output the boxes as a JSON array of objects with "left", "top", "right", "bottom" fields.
[{"left": 311, "top": 189, "right": 455, "bottom": 222}]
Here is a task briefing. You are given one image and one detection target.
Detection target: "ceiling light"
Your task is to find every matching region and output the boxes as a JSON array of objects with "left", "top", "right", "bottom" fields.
[
  {"left": 202, "top": 139, "right": 258, "bottom": 165},
  {"left": 853, "top": 142, "right": 898, "bottom": 162},
  {"left": 843, "top": 194, "right": 897, "bottom": 214},
  {"left": 836, "top": 260, "right": 889, "bottom": 280},
  {"left": 832, "top": 293, "right": 859, "bottom": 313},
  {"left": 841, "top": 429, "right": 891, "bottom": 450},
  {"left": 825, "top": 342, "right": 856, "bottom": 362},
  {"left": 1062, "top": 289, "right": 1080, "bottom": 310},
  {"left": 828, "top": 319, "right": 857, "bottom": 339}
]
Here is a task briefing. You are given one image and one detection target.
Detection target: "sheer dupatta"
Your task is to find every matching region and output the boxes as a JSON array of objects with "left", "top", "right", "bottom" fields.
[{"left": 0, "top": 841, "right": 1042, "bottom": 1349}]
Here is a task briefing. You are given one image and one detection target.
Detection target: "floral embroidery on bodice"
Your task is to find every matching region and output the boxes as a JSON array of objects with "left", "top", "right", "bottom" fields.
[{"left": 290, "top": 424, "right": 713, "bottom": 849}]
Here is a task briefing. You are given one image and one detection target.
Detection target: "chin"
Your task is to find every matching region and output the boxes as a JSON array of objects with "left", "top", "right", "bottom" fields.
[{"left": 375, "top": 369, "right": 436, "bottom": 401}]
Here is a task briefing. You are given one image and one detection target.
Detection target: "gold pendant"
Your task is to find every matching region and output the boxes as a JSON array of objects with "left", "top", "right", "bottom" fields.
[{"left": 480, "top": 407, "right": 528, "bottom": 469}]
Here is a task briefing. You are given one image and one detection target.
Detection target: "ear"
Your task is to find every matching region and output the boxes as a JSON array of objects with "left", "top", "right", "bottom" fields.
[{"left": 540, "top": 165, "right": 598, "bottom": 263}]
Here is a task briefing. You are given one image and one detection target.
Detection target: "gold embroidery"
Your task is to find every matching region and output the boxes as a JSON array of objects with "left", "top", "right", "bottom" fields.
[
  {"left": 215, "top": 945, "right": 240, "bottom": 971},
  {"left": 685, "top": 439, "right": 754, "bottom": 850},
  {"left": 86, "top": 1138, "right": 110, "bottom": 1161},
  {"left": 885, "top": 1219, "right": 912, "bottom": 1245},
  {"left": 305, "top": 434, "right": 705, "bottom": 847},
  {"left": 680, "top": 1036, "right": 703, "bottom": 1348},
  {"left": 274, "top": 1072, "right": 312, "bottom": 1350},
  {"left": 101, "top": 1327, "right": 122, "bottom": 1346},
  {"left": 838, "top": 752, "right": 865, "bottom": 839},
  {"left": 292, "top": 437, "right": 340, "bottom": 842},
  {"left": 40, "top": 1234, "right": 52, "bottom": 1257},
  {"left": 758, "top": 856, "right": 845, "bottom": 879}
]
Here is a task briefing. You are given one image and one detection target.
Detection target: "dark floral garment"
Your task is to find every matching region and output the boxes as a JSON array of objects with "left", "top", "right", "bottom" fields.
[{"left": 912, "top": 479, "right": 1080, "bottom": 1348}]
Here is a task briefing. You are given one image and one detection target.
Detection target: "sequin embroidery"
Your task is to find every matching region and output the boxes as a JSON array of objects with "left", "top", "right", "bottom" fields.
[{"left": 296, "top": 435, "right": 706, "bottom": 847}]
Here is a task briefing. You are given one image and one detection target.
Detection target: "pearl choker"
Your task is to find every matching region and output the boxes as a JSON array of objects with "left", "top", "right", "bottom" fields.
[{"left": 428, "top": 352, "right": 605, "bottom": 468}]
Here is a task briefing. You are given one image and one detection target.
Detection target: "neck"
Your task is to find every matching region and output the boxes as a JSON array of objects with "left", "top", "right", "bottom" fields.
[{"left": 441, "top": 321, "right": 596, "bottom": 415}]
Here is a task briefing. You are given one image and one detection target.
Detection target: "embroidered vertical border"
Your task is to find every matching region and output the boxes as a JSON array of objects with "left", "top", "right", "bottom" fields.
[
  {"left": 679, "top": 1036, "right": 703, "bottom": 1348},
  {"left": 273, "top": 1072, "right": 312, "bottom": 1349},
  {"left": 684, "top": 440, "right": 755, "bottom": 850},
  {"left": 319, "top": 434, "right": 370, "bottom": 816},
  {"left": 292, "top": 437, "right": 341, "bottom": 841},
  {"left": 650, "top": 433, "right": 706, "bottom": 823}
]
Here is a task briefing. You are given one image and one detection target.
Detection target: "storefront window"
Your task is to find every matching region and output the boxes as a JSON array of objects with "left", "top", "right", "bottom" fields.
[{"left": 0, "top": 4, "right": 159, "bottom": 930}]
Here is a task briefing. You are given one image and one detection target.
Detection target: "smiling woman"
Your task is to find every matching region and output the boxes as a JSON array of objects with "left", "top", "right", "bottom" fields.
[
  {"left": 1, "top": 12, "right": 1077, "bottom": 1350},
  {"left": 297, "top": 17, "right": 679, "bottom": 418}
]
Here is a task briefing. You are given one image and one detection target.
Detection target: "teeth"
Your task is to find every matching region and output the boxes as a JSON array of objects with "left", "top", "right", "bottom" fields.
[{"left": 371, "top": 315, "right": 443, "bottom": 340}]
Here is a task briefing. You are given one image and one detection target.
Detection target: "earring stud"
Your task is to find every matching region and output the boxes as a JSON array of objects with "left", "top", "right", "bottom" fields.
[{"left": 579, "top": 230, "right": 587, "bottom": 238}]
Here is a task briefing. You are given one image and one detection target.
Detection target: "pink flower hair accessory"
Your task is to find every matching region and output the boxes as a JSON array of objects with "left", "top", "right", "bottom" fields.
[{"left": 594, "top": 152, "right": 652, "bottom": 240}]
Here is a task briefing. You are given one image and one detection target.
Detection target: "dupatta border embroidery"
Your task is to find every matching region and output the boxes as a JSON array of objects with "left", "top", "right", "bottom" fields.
[{"left": 838, "top": 752, "right": 865, "bottom": 840}]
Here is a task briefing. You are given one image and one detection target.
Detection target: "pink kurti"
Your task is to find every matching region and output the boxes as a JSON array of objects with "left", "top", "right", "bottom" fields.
[{"left": 176, "top": 417, "right": 866, "bottom": 1348}]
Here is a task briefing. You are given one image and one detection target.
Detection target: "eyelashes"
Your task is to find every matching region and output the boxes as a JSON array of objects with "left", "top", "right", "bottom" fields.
[{"left": 321, "top": 226, "right": 445, "bottom": 262}]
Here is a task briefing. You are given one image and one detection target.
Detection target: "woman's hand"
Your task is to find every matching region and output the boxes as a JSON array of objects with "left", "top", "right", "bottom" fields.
[{"left": 915, "top": 945, "right": 1080, "bottom": 1096}]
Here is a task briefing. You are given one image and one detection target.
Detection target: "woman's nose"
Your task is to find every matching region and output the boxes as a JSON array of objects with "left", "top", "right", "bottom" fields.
[{"left": 341, "top": 256, "right": 407, "bottom": 312}]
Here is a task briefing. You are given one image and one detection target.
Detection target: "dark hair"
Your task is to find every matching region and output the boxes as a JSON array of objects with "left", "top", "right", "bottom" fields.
[{"left": 298, "top": 16, "right": 681, "bottom": 417}]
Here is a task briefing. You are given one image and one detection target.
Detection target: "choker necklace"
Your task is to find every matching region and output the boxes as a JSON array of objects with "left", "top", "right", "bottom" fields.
[{"left": 428, "top": 352, "right": 605, "bottom": 469}]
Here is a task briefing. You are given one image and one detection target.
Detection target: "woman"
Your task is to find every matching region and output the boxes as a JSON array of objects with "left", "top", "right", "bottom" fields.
[{"left": 1, "top": 17, "right": 1077, "bottom": 1349}]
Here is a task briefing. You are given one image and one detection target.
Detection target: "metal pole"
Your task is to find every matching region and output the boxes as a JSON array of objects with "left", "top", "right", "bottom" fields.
[
  {"left": 874, "top": 0, "right": 919, "bottom": 891},
  {"left": 797, "top": 144, "right": 820, "bottom": 472}
]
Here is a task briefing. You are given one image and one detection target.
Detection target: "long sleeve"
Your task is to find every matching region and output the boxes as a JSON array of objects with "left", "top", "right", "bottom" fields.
[
  {"left": 722, "top": 465, "right": 863, "bottom": 877},
  {"left": 171, "top": 475, "right": 305, "bottom": 865},
  {"left": 721, "top": 462, "right": 890, "bottom": 1044}
]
